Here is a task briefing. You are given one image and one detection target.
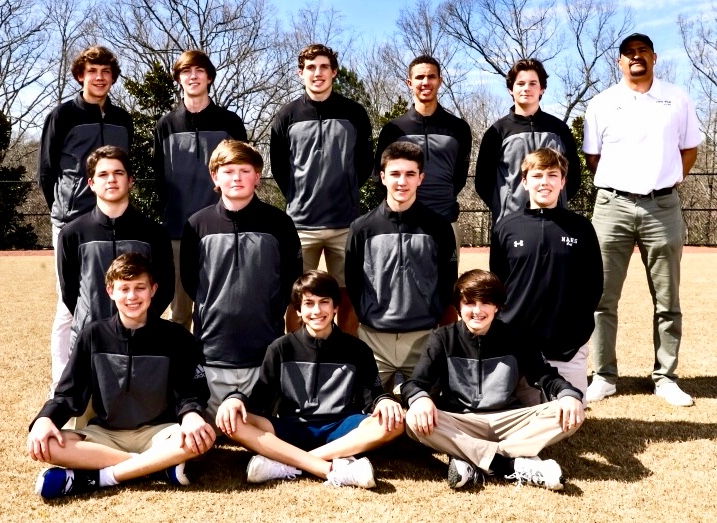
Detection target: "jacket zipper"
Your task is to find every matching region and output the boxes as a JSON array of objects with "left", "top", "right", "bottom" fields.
[
  {"left": 477, "top": 337, "right": 483, "bottom": 400},
  {"left": 232, "top": 219, "right": 239, "bottom": 267},
  {"left": 318, "top": 114, "right": 323, "bottom": 149},
  {"left": 311, "top": 339, "right": 322, "bottom": 401},
  {"left": 422, "top": 115, "right": 430, "bottom": 162},
  {"left": 125, "top": 334, "right": 132, "bottom": 392}
]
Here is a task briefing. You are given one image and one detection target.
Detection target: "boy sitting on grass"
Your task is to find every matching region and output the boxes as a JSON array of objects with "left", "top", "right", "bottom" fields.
[
  {"left": 216, "top": 270, "right": 404, "bottom": 488},
  {"left": 403, "top": 269, "right": 584, "bottom": 491},
  {"left": 29, "top": 253, "right": 215, "bottom": 499}
]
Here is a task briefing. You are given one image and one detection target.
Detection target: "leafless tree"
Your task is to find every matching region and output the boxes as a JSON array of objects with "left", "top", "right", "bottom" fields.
[
  {"left": 93, "top": 0, "right": 294, "bottom": 143},
  {"left": 553, "top": 0, "right": 632, "bottom": 120},
  {"left": 0, "top": 0, "right": 53, "bottom": 149},
  {"left": 438, "top": 0, "right": 564, "bottom": 78}
]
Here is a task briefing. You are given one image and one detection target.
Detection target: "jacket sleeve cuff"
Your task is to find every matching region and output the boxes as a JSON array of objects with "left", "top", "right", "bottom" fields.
[
  {"left": 407, "top": 390, "right": 430, "bottom": 407},
  {"left": 556, "top": 389, "right": 583, "bottom": 402}
]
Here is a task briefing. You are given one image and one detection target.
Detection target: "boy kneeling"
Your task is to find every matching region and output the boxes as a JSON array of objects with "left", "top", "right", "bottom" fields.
[
  {"left": 29, "top": 253, "right": 215, "bottom": 499},
  {"left": 216, "top": 271, "right": 404, "bottom": 488},
  {"left": 403, "top": 269, "right": 584, "bottom": 490}
]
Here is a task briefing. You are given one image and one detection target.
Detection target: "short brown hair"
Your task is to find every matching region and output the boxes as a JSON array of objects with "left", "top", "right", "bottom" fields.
[
  {"left": 453, "top": 269, "right": 506, "bottom": 310},
  {"left": 86, "top": 145, "right": 131, "bottom": 180},
  {"left": 105, "top": 253, "right": 155, "bottom": 287},
  {"left": 290, "top": 270, "right": 341, "bottom": 311},
  {"left": 506, "top": 58, "right": 548, "bottom": 90},
  {"left": 173, "top": 50, "right": 217, "bottom": 85},
  {"left": 208, "top": 139, "right": 263, "bottom": 174},
  {"left": 408, "top": 55, "right": 441, "bottom": 78},
  {"left": 521, "top": 148, "right": 568, "bottom": 179},
  {"left": 380, "top": 141, "right": 424, "bottom": 172},
  {"left": 298, "top": 44, "right": 339, "bottom": 71},
  {"left": 71, "top": 46, "right": 121, "bottom": 84}
]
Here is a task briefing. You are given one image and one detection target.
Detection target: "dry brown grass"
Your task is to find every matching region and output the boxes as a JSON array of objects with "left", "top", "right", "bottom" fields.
[{"left": 1, "top": 252, "right": 716, "bottom": 523}]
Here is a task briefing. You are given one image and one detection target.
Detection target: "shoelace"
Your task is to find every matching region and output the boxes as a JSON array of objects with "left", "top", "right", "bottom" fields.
[
  {"left": 273, "top": 463, "right": 299, "bottom": 480},
  {"left": 62, "top": 471, "right": 75, "bottom": 494},
  {"left": 505, "top": 469, "right": 545, "bottom": 488}
]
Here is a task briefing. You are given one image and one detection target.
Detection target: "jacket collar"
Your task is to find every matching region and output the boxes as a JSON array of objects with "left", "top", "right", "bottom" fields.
[
  {"left": 90, "top": 204, "right": 136, "bottom": 227},
  {"left": 295, "top": 323, "right": 341, "bottom": 350},
  {"left": 214, "top": 195, "right": 259, "bottom": 221},
  {"left": 508, "top": 105, "right": 544, "bottom": 123},
  {"left": 378, "top": 199, "right": 422, "bottom": 220}
]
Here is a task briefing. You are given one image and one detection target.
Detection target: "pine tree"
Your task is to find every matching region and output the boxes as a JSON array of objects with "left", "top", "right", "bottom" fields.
[
  {"left": 568, "top": 116, "right": 597, "bottom": 218},
  {"left": 123, "top": 63, "right": 176, "bottom": 222}
]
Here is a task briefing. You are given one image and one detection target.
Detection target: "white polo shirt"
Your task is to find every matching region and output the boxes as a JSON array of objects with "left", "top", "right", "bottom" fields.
[{"left": 583, "top": 78, "right": 702, "bottom": 194}]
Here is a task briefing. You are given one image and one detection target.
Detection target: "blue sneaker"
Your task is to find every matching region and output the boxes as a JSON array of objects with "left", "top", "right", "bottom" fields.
[
  {"left": 35, "top": 468, "right": 100, "bottom": 499},
  {"left": 163, "top": 462, "right": 191, "bottom": 486}
]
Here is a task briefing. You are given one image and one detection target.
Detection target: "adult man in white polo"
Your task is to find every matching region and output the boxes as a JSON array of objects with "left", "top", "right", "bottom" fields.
[{"left": 583, "top": 33, "right": 701, "bottom": 407}]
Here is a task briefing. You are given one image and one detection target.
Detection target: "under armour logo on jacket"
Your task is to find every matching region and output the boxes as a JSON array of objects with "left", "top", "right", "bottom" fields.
[{"left": 513, "top": 240, "right": 524, "bottom": 247}]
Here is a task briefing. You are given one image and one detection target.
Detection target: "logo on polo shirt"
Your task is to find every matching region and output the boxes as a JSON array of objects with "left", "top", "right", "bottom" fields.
[
  {"left": 562, "top": 236, "right": 578, "bottom": 246},
  {"left": 513, "top": 240, "right": 524, "bottom": 248}
]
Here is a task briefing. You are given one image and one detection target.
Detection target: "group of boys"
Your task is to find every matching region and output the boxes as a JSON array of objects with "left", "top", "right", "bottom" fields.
[{"left": 29, "top": 31, "right": 699, "bottom": 499}]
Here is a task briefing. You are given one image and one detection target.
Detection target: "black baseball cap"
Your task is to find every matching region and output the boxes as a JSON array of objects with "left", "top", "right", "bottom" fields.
[{"left": 619, "top": 33, "right": 654, "bottom": 55}]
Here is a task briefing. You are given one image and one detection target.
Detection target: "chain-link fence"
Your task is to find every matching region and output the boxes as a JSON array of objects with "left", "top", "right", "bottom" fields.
[{"left": 5, "top": 172, "right": 717, "bottom": 249}]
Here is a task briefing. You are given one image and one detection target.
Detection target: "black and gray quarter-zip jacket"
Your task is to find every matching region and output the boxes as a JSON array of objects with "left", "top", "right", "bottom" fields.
[
  {"left": 270, "top": 91, "right": 373, "bottom": 230},
  {"left": 374, "top": 104, "right": 473, "bottom": 222},
  {"left": 345, "top": 200, "right": 458, "bottom": 332},
  {"left": 227, "top": 326, "right": 393, "bottom": 422},
  {"left": 180, "top": 197, "right": 302, "bottom": 368},
  {"left": 57, "top": 205, "right": 174, "bottom": 350},
  {"left": 36, "top": 93, "right": 133, "bottom": 228},
  {"left": 475, "top": 106, "right": 581, "bottom": 225},
  {"left": 402, "top": 320, "right": 583, "bottom": 413},
  {"left": 153, "top": 100, "right": 247, "bottom": 239},
  {"left": 489, "top": 205, "right": 603, "bottom": 362},
  {"left": 30, "top": 312, "right": 209, "bottom": 431}
]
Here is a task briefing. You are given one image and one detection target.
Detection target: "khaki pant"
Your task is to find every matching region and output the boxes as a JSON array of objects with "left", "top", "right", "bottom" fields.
[
  {"left": 357, "top": 324, "right": 431, "bottom": 391},
  {"left": 406, "top": 401, "right": 579, "bottom": 473}
]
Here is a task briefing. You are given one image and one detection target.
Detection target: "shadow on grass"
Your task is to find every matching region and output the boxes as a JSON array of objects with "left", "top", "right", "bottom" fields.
[
  {"left": 541, "top": 417, "right": 717, "bottom": 484},
  {"left": 599, "top": 376, "right": 717, "bottom": 399}
]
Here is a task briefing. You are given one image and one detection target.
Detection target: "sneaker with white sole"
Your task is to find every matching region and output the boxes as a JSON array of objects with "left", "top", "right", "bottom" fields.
[
  {"left": 35, "top": 468, "right": 100, "bottom": 499},
  {"left": 163, "top": 462, "right": 191, "bottom": 486},
  {"left": 655, "top": 382, "right": 693, "bottom": 407},
  {"left": 506, "top": 457, "right": 564, "bottom": 490},
  {"left": 325, "top": 456, "right": 376, "bottom": 488},
  {"left": 447, "top": 458, "right": 477, "bottom": 489},
  {"left": 246, "top": 455, "right": 302, "bottom": 483},
  {"left": 586, "top": 379, "right": 616, "bottom": 403}
]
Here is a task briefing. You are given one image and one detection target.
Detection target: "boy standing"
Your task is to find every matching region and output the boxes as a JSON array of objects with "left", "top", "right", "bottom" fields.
[
  {"left": 345, "top": 142, "right": 457, "bottom": 392},
  {"left": 58, "top": 146, "right": 174, "bottom": 352},
  {"left": 37, "top": 46, "right": 134, "bottom": 393},
  {"left": 181, "top": 140, "right": 302, "bottom": 422},
  {"left": 403, "top": 269, "right": 584, "bottom": 490},
  {"left": 374, "top": 55, "right": 472, "bottom": 253},
  {"left": 154, "top": 50, "right": 247, "bottom": 330},
  {"left": 29, "top": 253, "right": 215, "bottom": 499},
  {"left": 490, "top": 149, "right": 602, "bottom": 403},
  {"left": 216, "top": 271, "right": 404, "bottom": 488},
  {"left": 475, "top": 59, "right": 580, "bottom": 224},
  {"left": 271, "top": 44, "right": 373, "bottom": 334}
]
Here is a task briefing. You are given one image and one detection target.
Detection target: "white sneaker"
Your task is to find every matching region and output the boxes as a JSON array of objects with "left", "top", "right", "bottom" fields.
[
  {"left": 325, "top": 456, "right": 376, "bottom": 488},
  {"left": 586, "top": 379, "right": 616, "bottom": 403},
  {"left": 246, "top": 455, "right": 302, "bottom": 483},
  {"left": 655, "top": 382, "right": 693, "bottom": 407},
  {"left": 447, "top": 458, "right": 475, "bottom": 489},
  {"left": 507, "top": 457, "right": 564, "bottom": 491}
]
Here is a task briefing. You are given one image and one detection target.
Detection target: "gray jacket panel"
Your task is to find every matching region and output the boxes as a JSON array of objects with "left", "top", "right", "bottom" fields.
[
  {"left": 495, "top": 131, "right": 569, "bottom": 222},
  {"left": 70, "top": 239, "right": 152, "bottom": 348},
  {"left": 195, "top": 232, "right": 283, "bottom": 367},
  {"left": 286, "top": 119, "right": 359, "bottom": 229},
  {"left": 361, "top": 232, "right": 441, "bottom": 331},
  {"left": 447, "top": 355, "right": 521, "bottom": 411},
  {"left": 397, "top": 134, "right": 461, "bottom": 220},
  {"left": 281, "top": 361, "right": 356, "bottom": 418}
]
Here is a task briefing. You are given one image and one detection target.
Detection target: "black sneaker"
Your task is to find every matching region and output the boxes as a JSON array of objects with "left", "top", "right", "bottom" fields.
[{"left": 35, "top": 468, "right": 100, "bottom": 499}]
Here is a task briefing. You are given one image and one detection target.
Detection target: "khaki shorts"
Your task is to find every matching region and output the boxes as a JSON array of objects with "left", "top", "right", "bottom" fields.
[
  {"left": 298, "top": 228, "right": 349, "bottom": 286},
  {"left": 73, "top": 423, "right": 179, "bottom": 453},
  {"left": 205, "top": 366, "right": 261, "bottom": 423}
]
